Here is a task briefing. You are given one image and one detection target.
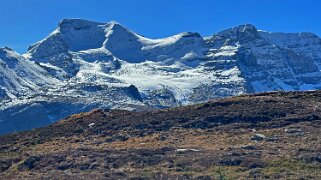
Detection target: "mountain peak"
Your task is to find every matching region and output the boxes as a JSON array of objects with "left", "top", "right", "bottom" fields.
[
  {"left": 107, "top": 21, "right": 132, "bottom": 34},
  {"left": 217, "top": 24, "right": 257, "bottom": 36},
  {"left": 0, "top": 47, "right": 20, "bottom": 60},
  {"left": 179, "top": 32, "right": 201, "bottom": 38},
  {"left": 58, "top": 18, "right": 104, "bottom": 29},
  {"left": 213, "top": 24, "right": 259, "bottom": 44},
  {"left": 57, "top": 19, "right": 130, "bottom": 32},
  {"left": 0, "top": 47, "right": 14, "bottom": 53},
  {"left": 109, "top": 20, "right": 121, "bottom": 26},
  {"left": 235, "top": 24, "right": 257, "bottom": 32}
]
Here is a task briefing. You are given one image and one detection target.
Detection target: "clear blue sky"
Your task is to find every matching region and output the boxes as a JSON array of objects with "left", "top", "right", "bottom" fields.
[{"left": 1, "top": 0, "right": 320, "bottom": 53}]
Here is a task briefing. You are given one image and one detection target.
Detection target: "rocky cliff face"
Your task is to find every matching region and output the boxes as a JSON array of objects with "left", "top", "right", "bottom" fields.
[{"left": 1, "top": 19, "right": 321, "bottom": 134}]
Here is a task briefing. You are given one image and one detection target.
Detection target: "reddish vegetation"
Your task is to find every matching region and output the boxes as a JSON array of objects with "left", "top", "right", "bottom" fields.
[{"left": 0, "top": 91, "right": 321, "bottom": 179}]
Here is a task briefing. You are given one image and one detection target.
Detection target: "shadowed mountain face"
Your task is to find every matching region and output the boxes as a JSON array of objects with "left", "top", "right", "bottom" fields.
[
  {"left": 1, "top": 19, "right": 321, "bottom": 134},
  {"left": 0, "top": 91, "right": 321, "bottom": 179}
]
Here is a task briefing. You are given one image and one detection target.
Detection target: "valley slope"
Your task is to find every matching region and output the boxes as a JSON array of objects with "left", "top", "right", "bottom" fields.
[{"left": 0, "top": 91, "right": 320, "bottom": 179}]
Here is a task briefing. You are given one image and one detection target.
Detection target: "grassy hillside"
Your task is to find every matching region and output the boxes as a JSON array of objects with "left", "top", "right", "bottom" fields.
[{"left": 1, "top": 91, "right": 321, "bottom": 179}]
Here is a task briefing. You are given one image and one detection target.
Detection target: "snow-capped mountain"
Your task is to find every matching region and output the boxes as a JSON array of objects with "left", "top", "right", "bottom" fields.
[
  {"left": 1, "top": 19, "right": 321, "bottom": 134},
  {"left": 0, "top": 47, "right": 59, "bottom": 98}
]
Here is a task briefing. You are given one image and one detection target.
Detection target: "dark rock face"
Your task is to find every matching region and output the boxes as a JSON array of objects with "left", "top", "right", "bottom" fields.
[
  {"left": 0, "top": 159, "right": 12, "bottom": 172},
  {"left": 0, "top": 88, "right": 9, "bottom": 100},
  {"left": 18, "top": 156, "right": 42, "bottom": 171},
  {"left": 213, "top": 24, "right": 259, "bottom": 44},
  {"left": 124, "top": 85, "right": 143, "bottom": 102},
  {"left": 144, "top": 87, "right": 179, "bottom": 108}
]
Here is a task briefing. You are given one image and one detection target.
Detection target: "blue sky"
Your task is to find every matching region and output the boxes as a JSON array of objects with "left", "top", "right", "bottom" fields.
[{"left": 1, "top": 0, "right": 320, "bottom": 53}]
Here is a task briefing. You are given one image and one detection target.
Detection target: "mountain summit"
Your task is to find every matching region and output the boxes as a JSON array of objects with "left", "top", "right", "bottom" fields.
[{"left": 1, "top": 19, "right": 321, "bottom": 134}]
